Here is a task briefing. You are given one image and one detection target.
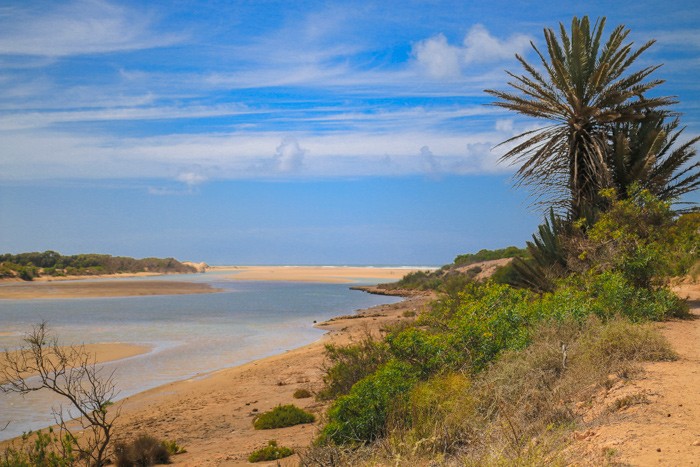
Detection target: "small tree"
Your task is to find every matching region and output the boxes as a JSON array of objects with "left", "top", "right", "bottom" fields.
[{"left": 1, "top": 322, "right": 119, "bottom": 466}]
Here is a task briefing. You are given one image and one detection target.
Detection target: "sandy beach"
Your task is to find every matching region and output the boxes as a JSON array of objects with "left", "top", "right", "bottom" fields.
[{"left": 215, "top": 265, "right": 427, "bottom": 283}]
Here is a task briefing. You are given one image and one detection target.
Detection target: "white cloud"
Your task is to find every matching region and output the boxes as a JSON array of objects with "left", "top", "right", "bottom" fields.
[
  {"left": 0, "top": 0, "right": 181, "bottom": 57},
  {"left": 0, "top": 124, "right": 520, "bottom": 182},
  {"left": 413, "top": 25, "right": 532, "bottom": 80},
  {"left": 420, "top": 146, "right": 441, "bottom": 174},
  {"left": 412, "top": 34, "right": 462, "bottom": 79},
  {"left": 176, "top": 169, "right": 208, "bottom": 187},
  {"left": 462, "top": 24, "right": 531, "bottom": 64},
  {"left": 274, "top": 137, "right": 306, "bottom": 172}
]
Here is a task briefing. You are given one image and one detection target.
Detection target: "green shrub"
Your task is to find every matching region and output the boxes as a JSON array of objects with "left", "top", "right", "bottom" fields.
[
  {"left": 253, "top": 404, "right": 315, "bottom": 430},
  {"left": 0, "top": 429, "right": 74, "bottom": 467},
  {"left": 114, "top": 434, "right": 170, "bottom": 467},
  {"left": 293, "top": 388, "right": 312, "bottom": 399},
  {"left": 453, "top": 246, "right": 529, "bottom": 267},
  {"left": 161, "top": 439, "right": 186, "bottom": 455},
  {"left": 320, "top": 360, "right": 420, "bottom": 445},
  {"left": 385, "top": 327, "right": 463, "bottom": 376},
  {"left": 317, "top": 334, "right": 389, "bottom": 400},
  {"left": 248, "top": 440, "right": 294, "bottom": 462}
]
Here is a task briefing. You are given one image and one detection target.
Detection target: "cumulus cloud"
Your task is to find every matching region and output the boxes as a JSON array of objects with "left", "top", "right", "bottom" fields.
[
  {"left": 273, "top": 137, "right": 306, "bottom": 172},
  {"left": 413, "top": 25, "right": 532, "bottom": 79},
  {"left": 412, "top": 33, "right": 462, "bottom": 79},
  {"left": 462, "top": 24, "right": 531, "bottom": 64},
  {"left": 420, "top": 146, "right": 441, "bottom": 174}
]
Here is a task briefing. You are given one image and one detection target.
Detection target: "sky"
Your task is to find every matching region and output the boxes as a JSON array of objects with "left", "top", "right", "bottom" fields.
[{"left": 1, "top": 0, "right": 699, "bottom": 265}]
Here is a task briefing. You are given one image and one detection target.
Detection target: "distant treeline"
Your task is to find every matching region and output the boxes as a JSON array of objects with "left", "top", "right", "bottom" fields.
[{"left": 0, "top": 251, "right": 196, "bottom": 281}]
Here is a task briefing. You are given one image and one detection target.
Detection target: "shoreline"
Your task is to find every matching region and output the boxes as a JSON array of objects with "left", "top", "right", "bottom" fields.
[
  {"left": 0, "top": 266, "right": 427, "bottom": 299},
  {"left": 0, "top": 287, "right": 431, "bottom": 464},
  {"left": 0, "top": 266, "right": 424, "bottom": 463},
  {"left": 0, "top": 280, "right": 224, "bottom": 300},
  {"left": 213, "top": 265, "right": 428, "bottom": 283},
  {"left": 108, "top": 290, "right": 432, "bottom": 465}
]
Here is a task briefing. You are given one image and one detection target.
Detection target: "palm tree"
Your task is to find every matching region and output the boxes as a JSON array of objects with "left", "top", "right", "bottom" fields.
[
  {"left": 486, "top": 16, "right": 675, "bottom": 218},
  {"left": 609, "top": 112, "right": 700, "bottom": 211}
]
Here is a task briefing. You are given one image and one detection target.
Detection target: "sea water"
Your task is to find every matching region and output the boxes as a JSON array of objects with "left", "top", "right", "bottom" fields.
[{"left": 0, "top": 273, "right": 402, "bottom": 440}]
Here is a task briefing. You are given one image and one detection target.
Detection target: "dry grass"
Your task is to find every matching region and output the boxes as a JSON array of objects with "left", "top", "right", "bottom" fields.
[{"left": 309, "top": 316, "right": 676, "bottom": 465}]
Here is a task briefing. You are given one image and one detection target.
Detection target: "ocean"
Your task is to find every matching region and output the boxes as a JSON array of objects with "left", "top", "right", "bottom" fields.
[{"left": 0, "top": 272, "right": 402, "bottom": 440}]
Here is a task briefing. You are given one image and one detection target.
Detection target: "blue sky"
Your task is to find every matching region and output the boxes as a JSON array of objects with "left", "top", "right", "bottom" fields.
[{"left": 1, "top": 0, "right": 699, "bottom": 265}]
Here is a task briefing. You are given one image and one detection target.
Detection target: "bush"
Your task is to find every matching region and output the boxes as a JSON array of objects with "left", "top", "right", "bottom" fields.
[
  {"left": 389, "top": 373, "right": 477, "bottom": 455},
  {"left": 578, "top": 317, "right": 677, "bottom": 367},
  {"left": 114, "top": 434, "right": 170, "bottom": 467},
  {"left": 0, "top": 429, "right": 74, "bottom": 467},
  {"left": 320, "top": 360, "right": 420, "bottom": 445},
  {"left": 161, "top": 439, "right": 186, "bottom": 455},
  {"left": 253, "top": 404, "right": 315, "bottom": 430},
  {"left": 248, "top": 440, "right": 294, "bottom": 462},
  {"left": 317, "top": 334, "right": 389, "bottom": 401},
  {"left": 293, "top": 388, "right": 312, "bottom": 399}
]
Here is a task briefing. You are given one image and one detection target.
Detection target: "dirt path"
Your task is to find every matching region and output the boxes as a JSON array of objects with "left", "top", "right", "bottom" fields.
[{"left": 572, "top": 283, "right": 700, "bottom": 465}]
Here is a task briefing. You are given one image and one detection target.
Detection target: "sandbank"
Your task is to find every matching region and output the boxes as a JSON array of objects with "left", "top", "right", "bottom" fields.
[
  {"left": 0, "top": 280, "right": 222, "bottom": 300},
  {"left": 215, "top": 265, "right": 428, "bottom": 283},
  {"left": 2, "top": 342, "right": 151, "bottom": 383}
]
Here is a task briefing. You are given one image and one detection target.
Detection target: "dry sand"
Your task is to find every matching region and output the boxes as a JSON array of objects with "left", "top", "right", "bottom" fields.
[
  {"left": 0, "top": 280, "right": 222, "bottom": 300},
  {"left": 214, "top": 265, "right": 427, "bottom": 283}
]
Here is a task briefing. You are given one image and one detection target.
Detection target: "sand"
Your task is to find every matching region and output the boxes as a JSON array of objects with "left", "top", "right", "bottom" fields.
[
  {"left": 215, "top": 265, "right": 427, "bottom": 283},
  {"left": 1, "top": 342, "right": 151, "bottom": 386},
  {"left": 0, "top": 280, "right": 222, "bottom": 300},
  {"left": 0, "top": 266, "right": 427, "bottom": 299}
]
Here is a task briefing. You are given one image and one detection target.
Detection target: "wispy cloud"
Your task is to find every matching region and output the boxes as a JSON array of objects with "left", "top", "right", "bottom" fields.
[{"left": 0, "top": 0, "right": 182, "bottom": 57}]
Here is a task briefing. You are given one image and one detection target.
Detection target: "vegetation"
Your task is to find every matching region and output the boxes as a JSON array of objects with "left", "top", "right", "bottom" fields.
[
  {"left": 317, "top": 335, "right": 390, "bottom": 401},
  {"left": 113, "top": 434, "right": 170, "bottom": 467},
  {"left": 161, "top": 439, "right": 186, "bottom": 456},
  {"left": 1, "top": 322, "right": 118, "bottom": 466},
  {"left": 0, "top": 251, "right": 197, "bottom": 281},
  {"left": 253, "top": 404, "right": 315, "bottom": 430},
  {"left": 453, "top": 246, "right": 529, "bottom": 266},
  {"left": 293, "top": 388, "right": 313, "bottom": 399},
  {"left": 485, "top": 16, "right": 678, "bottom": 218},
  {"left": 378, "top": 246, "right": 528, "bottom": 292},
  {"left": 1, "top": 428, "right": 74, "bottom": 467},
  {"left": 248, "top": 440, "right": 294, "bottom": 463},
  {"left": 310, "top": 15, "right": 699, "bottom": 465}
]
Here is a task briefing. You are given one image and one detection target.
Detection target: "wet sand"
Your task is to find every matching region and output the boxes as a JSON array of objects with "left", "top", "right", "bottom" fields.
[{"left": 0, "top": 280, "right": 223, "bottom": 300}]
